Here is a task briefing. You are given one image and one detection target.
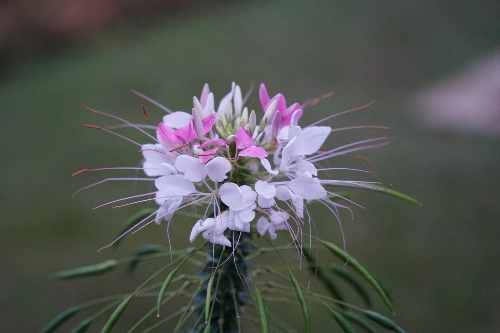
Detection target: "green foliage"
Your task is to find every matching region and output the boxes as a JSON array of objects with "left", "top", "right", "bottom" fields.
[
  {"left": 101, "top": 296, "right": 132, "bottom": 333},
  {"left": 54, "top": 260, "right": 117, "bottom": 279},
  {"left": 39, "top": 306, "right": 80, "bottom": 333}
]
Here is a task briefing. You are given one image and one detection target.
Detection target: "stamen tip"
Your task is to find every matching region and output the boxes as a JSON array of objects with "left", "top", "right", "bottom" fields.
[
  {"left": 83, "top": 124, "right": 101, "bottom": 130},
  {"left": 71, "top": 169, "right": 90, "bottom": 177}
]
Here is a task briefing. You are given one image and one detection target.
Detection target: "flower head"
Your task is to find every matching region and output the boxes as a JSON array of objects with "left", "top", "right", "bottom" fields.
[{"left": 76, "top": 83, "right": 391, "bottom": 250}]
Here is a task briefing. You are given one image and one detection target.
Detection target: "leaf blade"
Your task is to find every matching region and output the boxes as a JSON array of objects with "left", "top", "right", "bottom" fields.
[
  {"left": 321, "top": 240, "right": 394, "bottom": 313},
  {"left": 363, "top": 310, "right": 406, "bottom": 333},
  {"left": 54, "top": 260, "right": 117, "bottom": 279},
  {"left": 288, "top": 271, "right": 310, "bottom": 333},
  {"left": 39, "top": 306, "right": 80, "bottom": 333},
  {"left": 254, "top": 287, "right": 269, "bottom": 333},
  {"left": 101, "top": 296, "right": 132, "bottom": 333},
  {"left": 331, "top": 310, "right": 357, "bottom": 333}
]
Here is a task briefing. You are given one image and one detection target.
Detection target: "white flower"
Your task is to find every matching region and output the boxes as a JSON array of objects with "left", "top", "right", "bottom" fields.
[
  {"left": 190, "top": 212, "right": 231, "bottom": 247},
  {"left": 219, "top": 183, "right": 257, "bottom": 232},
  {"left": 141, "top": 143, "right": 176, "bottom": 177},
  {"left": 79, "top": 82, "right": 392, "bottom": 248},
  {"left": 257, "top": 210, "right": 290, "bottom": 240}
]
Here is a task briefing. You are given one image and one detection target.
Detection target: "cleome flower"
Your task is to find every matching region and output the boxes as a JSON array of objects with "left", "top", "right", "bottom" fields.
[{"left": 76, "top": 83, "right": 392, "bottom": 250}]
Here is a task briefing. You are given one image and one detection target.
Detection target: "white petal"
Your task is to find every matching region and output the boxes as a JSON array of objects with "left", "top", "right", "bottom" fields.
[
  {"left": 238, "top": 207, "right": 256, "bottom": 223},
  {"left": 189, "top": 218, "right": 215, "bottom": 242},
  {"left": 280, "top": 136, "right": 303, "bottom": 170},
  {"left": 175, "top": 155, "right": 207, "bottom": 182},
  {"left": 155, "top": 175, "right": 196, "bottom": 195},
  {"left": 142, "top": 144, "right": 175, "bottom": 176},
  {"left": 295, "top": 158, "right": 317, "bottom": 176},
  {"left": 204, "top": 231, "right": 231, "bottom": 247},
  {"left": 163, "top": 111, "right": 192, "bottom": 128},
  {"left": 302, "top": 126, "right": 331, "bottom": 155},
  {"left": 270, "top": 210, "right": 290, "bottom": 225},
  {"left": 255, "top": 180, "right": 276, "bottom": 199},
  {"left": 260, "top": 158, "right": 279, "bottom": 175},
  {"left": 206, "top": 157, "right": 232, "bottom": 182},
  {"left": 288, "top": 176, "right": 326, "bottom": 200},
  {"left": 234, "top": 186, "right": 257, "bottom": 211},
  {"left": 257, "top": 217, "right": 270, "bottom": 236},
  {"left": 219, "top": 182, "right": 242, "bottom": 207},
  {"left": 275, "top": 186, "right": 304, "bottom": 218},
  {"left": 258, "top": 195, "right": 275, "bottom": 208}
]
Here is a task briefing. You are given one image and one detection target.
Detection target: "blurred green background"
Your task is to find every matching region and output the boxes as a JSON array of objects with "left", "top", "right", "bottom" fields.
[{"left": 1, "top": 0, "right": 500, "bottom": 332}]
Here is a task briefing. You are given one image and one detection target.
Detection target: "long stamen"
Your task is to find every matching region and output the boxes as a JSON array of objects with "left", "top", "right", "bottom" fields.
[
  {"left": 130, "top": 88, "right": 173, "bottom": 114},
  {"left": 93, "top": 191, "right": 156, "bottom": 210},
  {"left": 82, "top": 104, "right": 157, "bottom": 141},
  {"left": 307, "top": 100, "right": 376, "bottom": 127},
  {"left": 96, "top": 209, "right": 157, "bottom": 252},
  {"left": 72, "top": 178, "right": 154, "bottom": 198},
  {"left": 330, "top": 125, "right": 389, "bottom": 133},
  {"left": 83, "top": 124, "right": 143, "bottom": 147}
]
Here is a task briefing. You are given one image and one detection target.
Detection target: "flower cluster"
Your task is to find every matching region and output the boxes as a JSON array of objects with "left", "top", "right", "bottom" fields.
[{"left": 81, "top": 83, "right": 389, "bottom": 248}]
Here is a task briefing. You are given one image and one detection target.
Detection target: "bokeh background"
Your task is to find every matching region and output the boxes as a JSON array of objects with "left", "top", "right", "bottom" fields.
[{"left": 1, "top": 0, "right": 500, "bottom": 332}]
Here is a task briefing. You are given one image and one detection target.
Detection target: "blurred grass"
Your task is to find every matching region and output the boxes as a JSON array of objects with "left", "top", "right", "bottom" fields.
[{"left": 1, "top": 0, "right": 500, "bottom": 332}]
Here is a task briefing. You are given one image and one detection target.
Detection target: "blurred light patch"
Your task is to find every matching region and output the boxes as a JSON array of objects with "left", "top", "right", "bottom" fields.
[{"left": 413, "top": 49, "right": 500, "bottom": 135}]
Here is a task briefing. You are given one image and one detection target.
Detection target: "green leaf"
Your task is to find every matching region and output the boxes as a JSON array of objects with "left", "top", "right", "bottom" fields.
[
  {"left": 363, "top": 310, "right": 405, "bottom": 333},
  {"left": 331, "top": 264, "right": 372, "bottom": 308},
  {"left": 157, "top": 268, "right": 179, "bottom": 316},
  {"left": 288, "top": 271, "right": 310, "bottom": 333},
  {"left": 331, "top": 310, "right": 357, "bottom": 333},
  {"left": 114, "top": 208, "right": 157, "bottom": 247},
  {"left": 40, "top": 306, "right": 80, "bottom": 333},
  {"left": 54, "top": 260, "right": 117, "bottom": 279},
  {"left": 320, "top": 240, "right": 394, "bottom": 313},
  {"left": 357, "top": 183, "right": 421, "bottom": 206},
  {"left": 101, "top": 296, "right": 132, "bottom": 333},
  {"left": 344, "top": 311, "right": 378, "bottom": 333},
  {"left": 127, "top": 244, "right": 164, "bottom": 273},
  {"left": 205, "top": 274, "right": 215, "bottom": 324},
  {"left": 254, "top": 287, "right": 269, "bottom": 333},
  {"left": 70, "top": 318, "right": 92, "bottom": 333},
  {"left": 303, "top": 250, "right": 345, "bottom": 306}
]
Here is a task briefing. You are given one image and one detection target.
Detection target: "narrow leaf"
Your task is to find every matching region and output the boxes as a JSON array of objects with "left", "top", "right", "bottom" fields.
[
  {"left": 128, "top": 244, "right": 164, "bottom": 273},
  {"left": 331, "top": 264, "right": 372, "bottom": 308},
  {"left": 254, "top": 287, "right": 269, "bottom": 333},
  {"left": 54, "top": 260, "right": 117, "bottom": 279},
  {"left": 344, "top": 311, "right": 378, "bottom": 333},
  {"left": 114, "top": 208, "right": 157, "bottom": 247},
  {"left": 364, "top": 310, "right": 405, "bottom": 333},
  {"left": 331, "top": 310, "right": 357, "bottom": 333},
  {"left": 320, "top": 240, "right": 394, "bottom": 313},
  {"left": 101, "top": 296, "right": 132, "bottom": 333},
  {"left": 157, "top": 268, "right": 179, "bottom": 316},
  {"left": 40, "top": 306, "right": 79, "bottom": 333},
  {"left": 303, "top": 250, "right": 345, "bottom": 305},
  {"left": 358, "top": 183, "right": 421, "bottom": 206},
  {"left": 70, "top": 318, "right": 92, "bottom": 333},
  {"left": 203, "top": 323, "right": 211, "bottom": 333},
  {"left": 288, "top": 271, "right": 310, "bottom": 333},
  {"left": 205, "top": 274, "right": 215, "bottom": 324}
]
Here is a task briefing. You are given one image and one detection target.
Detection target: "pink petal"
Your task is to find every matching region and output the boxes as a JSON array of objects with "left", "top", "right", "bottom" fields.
[
  {"left": 199, "top": 83, "right": 210, "bottom": 108},
  {"left": 158, "top": 123, "right": 184, "bottom": 144},
  {"left": 259, "top": 83, "right": 270, "bottom": 111},
  {"left": 198, "top": 138, "right": 226, "bottom": 149},
  {"left": 198, "top": 147, "right": 220, "bottom": 164},
  {"left": 201, "top": 113, "right": 217, "bottom": 134},
  {"left": 239, "top": 146, "right": 268, "bottom": 158},
  {"left": 235, "top": 126, "right": 253, "bottom": 149}
]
